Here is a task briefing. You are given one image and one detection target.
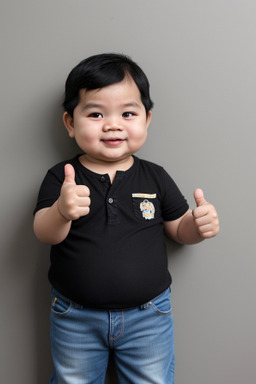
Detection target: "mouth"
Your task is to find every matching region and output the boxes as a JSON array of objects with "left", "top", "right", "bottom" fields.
[{"left": 102, "top": 138, "right": 126, "bottom": 146}]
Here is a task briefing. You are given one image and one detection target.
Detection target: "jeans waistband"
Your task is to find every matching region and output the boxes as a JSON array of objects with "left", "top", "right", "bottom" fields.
[{"left": 51, "top": 287, "right": 170, "bottom": 311}]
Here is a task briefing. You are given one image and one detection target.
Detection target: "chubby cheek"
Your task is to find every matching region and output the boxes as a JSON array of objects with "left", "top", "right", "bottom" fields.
[
  {"left": 131, "top": 128, "right": 148, "bottom": 145},
  {"left": 75, "top": 128, "right": 97, "bottom": 145}
]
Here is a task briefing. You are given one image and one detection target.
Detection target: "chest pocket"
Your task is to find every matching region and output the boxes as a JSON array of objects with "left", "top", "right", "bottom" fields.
[{"left": 132, "top": 193, "right": 161, "bottom": 221}]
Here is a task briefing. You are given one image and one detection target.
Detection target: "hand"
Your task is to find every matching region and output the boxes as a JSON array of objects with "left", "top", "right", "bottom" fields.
[
  {"left": 57, "top": 164, "right": 91, "bottom": 221},
  {"left": 192, "top": 189, "right": 219, "bottom": 239}
]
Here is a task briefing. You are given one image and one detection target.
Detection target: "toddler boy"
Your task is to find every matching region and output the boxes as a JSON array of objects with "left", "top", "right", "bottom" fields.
[{"left": 34, "top": 53, "right": 219, "bottom": 384}]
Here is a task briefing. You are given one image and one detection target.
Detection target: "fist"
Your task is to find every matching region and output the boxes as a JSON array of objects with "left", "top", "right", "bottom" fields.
[
  {"left": 58, "top": 164, "right": 91, "bottom": 221},
  {"left": 192, "top": 189, "right": 219, "bottom": 239}
]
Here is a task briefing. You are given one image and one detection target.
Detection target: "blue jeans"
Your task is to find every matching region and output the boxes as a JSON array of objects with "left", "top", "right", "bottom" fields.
[{"left": 49, "top": 287, "right": 175, "bottom": 384}]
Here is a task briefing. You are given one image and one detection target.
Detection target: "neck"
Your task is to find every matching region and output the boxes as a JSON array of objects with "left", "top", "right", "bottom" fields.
[{"left": 79, "top": 155, "right": 134, "bottom": 182}]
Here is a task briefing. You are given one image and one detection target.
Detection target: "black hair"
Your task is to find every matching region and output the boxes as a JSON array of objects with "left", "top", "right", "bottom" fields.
[{"left": 62, "top": 53, "right": 154, "bottom": 117}]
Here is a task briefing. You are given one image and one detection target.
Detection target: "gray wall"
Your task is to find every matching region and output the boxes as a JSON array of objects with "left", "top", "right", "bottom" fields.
[{"left": 1, "top": 1, "right": 255, "bottom": 383}]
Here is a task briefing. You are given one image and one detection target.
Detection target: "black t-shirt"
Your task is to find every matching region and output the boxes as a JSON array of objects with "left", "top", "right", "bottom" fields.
[{"left": 34, "top": 155, "right": 189, "bottom": 309}]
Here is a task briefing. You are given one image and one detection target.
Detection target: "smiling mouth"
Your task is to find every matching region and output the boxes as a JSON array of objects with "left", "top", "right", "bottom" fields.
[{"left": 102, "top": 138, "right": 125, "bottom": 146}]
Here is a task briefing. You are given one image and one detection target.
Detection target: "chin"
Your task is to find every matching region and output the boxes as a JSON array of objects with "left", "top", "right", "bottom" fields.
[{"left": 102, "top": 153, "right": 133, "bottom": 163}]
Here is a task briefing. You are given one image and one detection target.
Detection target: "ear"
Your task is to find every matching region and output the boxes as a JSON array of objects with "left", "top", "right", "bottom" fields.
[
  {"left": 146, "top": 110, "right": 152, "bottom": 129},
  {"left": 63, "top": 112, "right": 75, "bottom": 138}
]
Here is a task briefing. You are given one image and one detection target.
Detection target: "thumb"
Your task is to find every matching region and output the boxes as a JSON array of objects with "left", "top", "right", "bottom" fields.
[
  {"left": 63, "top": 164, "right": 76, "bottom": 185},
  {"left": 194, "top": 188, "right": 207, "bottom": 207}
]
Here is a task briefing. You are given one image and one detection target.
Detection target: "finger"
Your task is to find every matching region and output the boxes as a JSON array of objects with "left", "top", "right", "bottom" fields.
[
  {"left": 198, "top": 229, "right": 218, "bottom": 239},
  {"left": 77, "top": 196, "right": 91, "bottom": 207},
  {"left": 197, "top": 222, "right": 215, "bottom": 233},
  {"left": 75, "top": 185, "right": 90, "bottom": 197},
  {"left": 77, "top": 206, "right": 90, "bottom": 216},
  {"left": 192, "top": 205, "right": 209, "bottom": 219},
  {"left": 194, "top": 215, "right": 212, "bottom": 227},
  {"left": 64, "top": 164, "right": 76, "bottom": 185},
  {"left": 194, "top": 188, "right": 207, "bottom": 207}
]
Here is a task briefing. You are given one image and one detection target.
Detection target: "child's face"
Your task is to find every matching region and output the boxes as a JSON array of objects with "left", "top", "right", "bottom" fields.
[{"left": 63, "top": 77, "right": 152, "bottom": 165}]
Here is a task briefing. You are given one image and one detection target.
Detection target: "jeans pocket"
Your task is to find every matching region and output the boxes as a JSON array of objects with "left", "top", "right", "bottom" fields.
[
  {"left": 51, "top": 289, "right": 72, "bottom": 318},
  {"left": 151, "top": 288, "right": 172, "bottom": 316}
]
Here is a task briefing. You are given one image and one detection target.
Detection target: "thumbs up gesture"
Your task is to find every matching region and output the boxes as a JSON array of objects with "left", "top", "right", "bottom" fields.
[
  {"left": 192, "top": 189, "right": 219, "bottom": 239},
  {"left": 58, "top": 164, "right": 91, "bottom": 221}
]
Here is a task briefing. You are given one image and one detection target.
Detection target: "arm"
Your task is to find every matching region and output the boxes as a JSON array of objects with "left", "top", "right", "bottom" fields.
[
  {"left": 164, "top": 189, "right": 219, "bottom": 245},
  {"left": 33, "top": 164, "right": 90, "bottom": 245},
  {"left": 33, "top": 202, "right": 72, "bottom": 245}
]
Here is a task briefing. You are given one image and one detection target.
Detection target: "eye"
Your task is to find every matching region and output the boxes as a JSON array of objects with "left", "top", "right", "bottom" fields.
[
  {"left": 122, "top": 112, "right": 135, "bottom": 118},
  {"left": 88, "top": 112, "right": 103, "bottom": 119}
]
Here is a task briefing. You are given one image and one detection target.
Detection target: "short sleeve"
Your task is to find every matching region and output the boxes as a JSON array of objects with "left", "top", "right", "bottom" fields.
[
  {"left": 33, "top": 166, "right": 65, "bottom": 215},
  {"left": 161, "top": 168, "right": 189, "bottom": 221}
]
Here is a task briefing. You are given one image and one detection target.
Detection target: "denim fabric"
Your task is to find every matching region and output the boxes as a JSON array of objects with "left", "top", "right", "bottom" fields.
[{"left": 49, "top": 287, "right": 175, "bottom": 384}]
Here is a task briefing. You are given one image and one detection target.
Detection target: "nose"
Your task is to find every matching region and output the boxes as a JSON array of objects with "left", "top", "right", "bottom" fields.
[{"left": 102, "top": 116, "right": 123, "bottom": 131}]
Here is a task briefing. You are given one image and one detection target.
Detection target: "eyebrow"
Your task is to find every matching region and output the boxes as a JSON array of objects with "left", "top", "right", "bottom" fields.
[
  {"left": 82, "top": 103, "right": 104, "bottom": 110},
  {"left": 82, "top": 102, "right": 142, "bottom": 110},
  {"left": 122, "top": 102, "right": 142, "bottom": 109}
]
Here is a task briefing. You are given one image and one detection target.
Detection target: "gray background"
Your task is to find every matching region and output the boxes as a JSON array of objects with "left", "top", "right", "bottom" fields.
[{"left": 1, "top": 0, "right": 255, "bottom": 383}]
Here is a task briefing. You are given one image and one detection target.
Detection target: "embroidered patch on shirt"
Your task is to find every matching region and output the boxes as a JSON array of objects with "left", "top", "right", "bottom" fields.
[{"left": 139, "top": 199, "right": 155, "bottom": 220}]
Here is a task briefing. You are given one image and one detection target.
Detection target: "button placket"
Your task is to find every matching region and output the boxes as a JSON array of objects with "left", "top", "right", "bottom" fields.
[{"left": 104, "top": 172, "right": 124, "bottom": 225}]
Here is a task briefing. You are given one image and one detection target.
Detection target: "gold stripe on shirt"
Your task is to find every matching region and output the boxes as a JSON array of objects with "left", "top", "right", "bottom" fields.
[{"left": 132, "top": 193, "right": 157, "bottom": 199}]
